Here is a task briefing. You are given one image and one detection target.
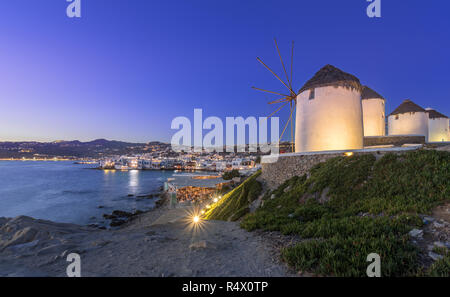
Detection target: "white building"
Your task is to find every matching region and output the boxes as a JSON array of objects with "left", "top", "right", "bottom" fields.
[
  {"left": 295, "top": 65, "right": 364, "bottom": 153},
  {"left": 214, "top": 161, "right": 227, "bottom": 171},
  {"left": 361, "top": 86, "right": 386, "bottom": 136},
  {"left": 388, "top": 100, "right": 428, "bottom": 141},
  {"left": 231, "top": 158, "right": 242, "bottom": 170},
  {"left": 114, "top": 157, "right": 130, "bottom": 170},
  {"left": 141, "top": 159, "right": 152, "bottom": 169},
  {"left": 426, "top": 108, "right": 449, "bottom": 142}
]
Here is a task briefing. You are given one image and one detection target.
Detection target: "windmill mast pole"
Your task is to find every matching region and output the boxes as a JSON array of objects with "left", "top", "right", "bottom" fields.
[
  {"left": 290, "top": 41, "right": 295, "bottom": 152},
  {"left": 254, "top": 39, "right": 298, "bottom": 154},
  {"left": 289, "top": 100, "right": 297, "bottom": 153}
]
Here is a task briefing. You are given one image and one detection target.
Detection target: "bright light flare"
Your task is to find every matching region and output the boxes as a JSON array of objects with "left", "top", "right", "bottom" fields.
[
  {"left": 213, "top": 198, "right": 218, "bottom": 203},
  {"left": 182, "top": 207, "right": 208, "bottom": 235},
  {"left": 344, "top": 152, "right": 354, "bottom": 157}
]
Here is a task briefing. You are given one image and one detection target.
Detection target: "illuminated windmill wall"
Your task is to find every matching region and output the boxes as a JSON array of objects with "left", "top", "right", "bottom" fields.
[
  {"left": 295, "top": 65, "right": 364, "bottom": 152},
  {"left": 426, "top": 108, "right": 449, "bottom": 142},
  {"left": 254, "top": 44, "right": 365, "bottom": 153},
  {"left": 388, "top": 100, "right": 429, "bottom": 141},
  {"left": 361, "top": 86, "right": 386, "bottom": 137}
]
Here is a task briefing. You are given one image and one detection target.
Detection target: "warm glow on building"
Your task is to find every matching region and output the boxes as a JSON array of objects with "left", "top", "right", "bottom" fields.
[
  {"left": 295, "top": 65, "right": 364, "bottom": 153},
  {"left": 427, "top": 109, "right": 450, "bottom": 142},
  {"left": 361, "top": 86, "right": 386, "bottom": 137},
  {"left": 388, "top": 100, "right": 428, "bottom": 141}
]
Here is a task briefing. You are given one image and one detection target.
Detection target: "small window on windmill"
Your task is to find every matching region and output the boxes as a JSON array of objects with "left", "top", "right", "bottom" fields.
[
  {"left": 309, "top": 89, "right": 315, "bottom": 100},
  {"left": 395, "top": 115, "right": 399, "bottom": 120}
]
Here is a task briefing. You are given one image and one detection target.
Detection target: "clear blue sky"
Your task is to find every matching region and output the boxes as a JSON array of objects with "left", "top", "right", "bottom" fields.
[{"left": 0, "top": 0, "right": 449, "bottom": 143}]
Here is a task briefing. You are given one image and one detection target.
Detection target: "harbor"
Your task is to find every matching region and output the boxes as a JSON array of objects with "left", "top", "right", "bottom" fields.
[
  {"left": 97, "top": 153, "right": 261, "bottom": 172},
  {"left": 164, "top": 173, "right": 232, "bottom": 205}
]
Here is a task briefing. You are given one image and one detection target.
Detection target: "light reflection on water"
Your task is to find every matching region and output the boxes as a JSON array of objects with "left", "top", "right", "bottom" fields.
[
  {"left": 128, "top": 170, "right": 139, "bottom": 192},
  {"left": 0, "top": 161, "right": 174, "bottom": 225}
]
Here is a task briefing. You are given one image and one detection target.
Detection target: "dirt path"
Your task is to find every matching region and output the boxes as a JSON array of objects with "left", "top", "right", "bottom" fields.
[{"left": 0, "top": 207, "right": 293, "bottom": 277}]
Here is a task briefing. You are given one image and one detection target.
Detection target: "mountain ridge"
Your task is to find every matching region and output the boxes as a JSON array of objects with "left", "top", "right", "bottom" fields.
[{"left": 0, "top": 139, "right": 169, "bottom": 159}]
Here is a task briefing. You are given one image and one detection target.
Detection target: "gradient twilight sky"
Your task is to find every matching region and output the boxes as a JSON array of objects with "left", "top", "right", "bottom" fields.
[{"left": 0, "top": 0, "right": 449, "bottom": 143}]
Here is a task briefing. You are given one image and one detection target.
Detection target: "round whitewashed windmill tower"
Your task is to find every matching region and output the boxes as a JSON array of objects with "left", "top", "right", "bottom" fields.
[
  {"left": 388, "top": 99, "right": 428, "bottom": 141},
  {"left": 295, "top": 65, "right": 364, "bottom": 152},
  {"left": 426, "top": 108, "right": 449, "bottom": 142},
  {"left": 361, "top": 86, "right": 386, "bottom": 136}
]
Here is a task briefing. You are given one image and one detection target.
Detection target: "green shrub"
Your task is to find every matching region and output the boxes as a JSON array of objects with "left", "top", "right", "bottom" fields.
[
  {"left": 432, "top": 246, "right": 448, "bottom": 256},
  {"left": 222, "top": 169, "right": 241, "bottom": 180},
  {"left": 426, "top": 254, "right": 450, "bottom": 277},
  {"left": 282, "top": 234, "right": 418, "bottom": 277},
  {"left": 241, "top": 150, "right": 450, "bottom": 276},
  {"left": 205, "top": 171, "right": 261, "bottom": 221},
  {"left": 230, "top": 207, "right": 250, "bottom": 221}
]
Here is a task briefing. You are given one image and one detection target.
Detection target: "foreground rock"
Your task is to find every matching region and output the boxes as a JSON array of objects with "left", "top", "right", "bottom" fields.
[
  {"left": 102, "top": 210, "right": 145, "bottom": 227},
  {"left": 0, "top": 209, "right": 292, "bottom": 277},
  {"left": 411, "top": 203, "right": 450, "bottom": 269}
]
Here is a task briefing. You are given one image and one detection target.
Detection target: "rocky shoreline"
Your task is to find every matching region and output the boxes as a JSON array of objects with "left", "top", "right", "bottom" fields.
[
  {"left": 1, "top": 195, "right": 448, "bottom": 277},
  {"left": 89, "top": 190, "right": 165, "bottom": 229},
  {"left": 0, "top": 192, "right": 292, "bottom": 277}
]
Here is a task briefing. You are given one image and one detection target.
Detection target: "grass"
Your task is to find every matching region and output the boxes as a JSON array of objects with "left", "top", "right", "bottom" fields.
[
  {"left": 222, "top": 169, "right": 241, "bottom": 180},
  {"left": 204, "top": 171, "right": 262, "bottom": 221},
  {"left": 426, "top": 254, "right": 450, "bottom": 277},
  {"left": 240, "top": 150, "right": 450, "bottom": 276}
]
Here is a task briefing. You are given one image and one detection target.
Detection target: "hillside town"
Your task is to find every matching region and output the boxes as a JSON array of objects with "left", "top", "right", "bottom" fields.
[
  {"left": 0, "top": 140, "right": 282, "bottom": 173},
  {"left": 98, "top": 150, "right": 261, "bottom": 172}
]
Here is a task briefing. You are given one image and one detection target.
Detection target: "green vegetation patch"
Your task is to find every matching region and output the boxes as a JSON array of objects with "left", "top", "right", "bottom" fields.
[
  {"left": 426, "top": 254, "right": 450, "bottom": 277},
  {"left": 204, "top": 171, "right": 262, "bottom": 221},
  {"left": 241, "top": 150, "right": 450, "bottom": 276},
  {"left": 222, "top": 169, "right": 241, "bottom": 180}
]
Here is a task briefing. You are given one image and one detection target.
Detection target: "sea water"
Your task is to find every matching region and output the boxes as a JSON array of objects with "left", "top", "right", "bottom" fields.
[{"left": 0, "top": 161, "right": 175, "bottom": 225}]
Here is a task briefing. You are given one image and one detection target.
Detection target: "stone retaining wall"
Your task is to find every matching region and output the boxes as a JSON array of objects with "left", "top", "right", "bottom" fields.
[
  {"left": 364, "top": 135, "right": 425, "bottom": 147},
  {"left": 260, "top": 147, "right": 421, "bottom": 190},
  {"left": 261, "top": 153, "right": 342, "bottom": 190}
]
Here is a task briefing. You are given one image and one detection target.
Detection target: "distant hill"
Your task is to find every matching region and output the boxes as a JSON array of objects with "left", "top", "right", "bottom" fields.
[{"left": 0, "top": 139, "right": 169, "bottom": 159}]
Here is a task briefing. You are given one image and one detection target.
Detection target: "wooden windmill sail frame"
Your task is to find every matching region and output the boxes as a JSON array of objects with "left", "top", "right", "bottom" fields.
[{"left": 252, "top": 39, "right": 297, "bottom": 153}]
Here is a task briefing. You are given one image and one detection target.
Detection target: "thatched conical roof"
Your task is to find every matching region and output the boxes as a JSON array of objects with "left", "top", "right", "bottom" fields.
[
  {"left": 389, "top": 100, "right": 425, "bottom": 116},
  {"left": 299, "top": 64, "right": 362, "bottom": 94},
  {"left": 362, "top": 86, "right": 385, "bottom": 100},
  {"left": 426, "top": 109, "right": 448, "bottom": 119}
]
